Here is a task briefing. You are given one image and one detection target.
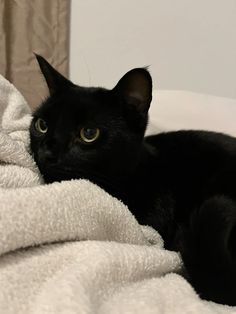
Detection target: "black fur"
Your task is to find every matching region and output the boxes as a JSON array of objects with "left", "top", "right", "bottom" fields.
[{"left": 30, "top": 55, "right": 236, "bottom": 305}]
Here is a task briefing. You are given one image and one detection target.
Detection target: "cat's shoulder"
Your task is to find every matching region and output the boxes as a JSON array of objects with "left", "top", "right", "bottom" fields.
[{"left": 144, "top": 130, "right": 236, "bottom": 153}]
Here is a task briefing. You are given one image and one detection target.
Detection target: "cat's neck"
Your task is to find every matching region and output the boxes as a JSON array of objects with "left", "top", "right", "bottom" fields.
[{"left": 99, "top": 140, "right": 157, "bottom": 199}]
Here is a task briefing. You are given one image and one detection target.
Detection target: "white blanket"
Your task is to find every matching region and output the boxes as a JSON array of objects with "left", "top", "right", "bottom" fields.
[{"left": 0, "top": 74, "right": 235, "bottom": 314}]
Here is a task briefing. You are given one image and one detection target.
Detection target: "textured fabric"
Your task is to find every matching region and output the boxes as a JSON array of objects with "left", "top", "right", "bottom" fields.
[
  {"left": 0, "top": 74, "right": 236, "bottom": 313},
  {"left": 0, "top": 0, "right": 70, "bottom": 109}
]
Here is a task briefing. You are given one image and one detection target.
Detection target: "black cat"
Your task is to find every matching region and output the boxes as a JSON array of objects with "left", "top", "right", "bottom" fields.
[{"left": 30, "top": 55, "right": 236, "bottom": 306}]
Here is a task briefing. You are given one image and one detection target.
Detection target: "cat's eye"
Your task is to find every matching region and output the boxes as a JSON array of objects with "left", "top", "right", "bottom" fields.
[
  {"left": 80, "top": 128, "right": 100, "bottom": 143},
  {"left": 34, "top": 118, "right": 48, "bottom": 134}
]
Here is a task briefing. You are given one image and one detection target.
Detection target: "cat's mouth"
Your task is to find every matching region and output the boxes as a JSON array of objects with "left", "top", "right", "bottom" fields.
[
  {"left": 38, "top": 163, "right": 94, "bottom": 182},
  {"left": 38, "top": 163, "right": 126, "bottom": 198}
]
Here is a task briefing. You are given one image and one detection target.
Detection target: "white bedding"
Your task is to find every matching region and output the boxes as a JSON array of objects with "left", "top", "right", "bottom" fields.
[
  {"left": 0, "top": 73, "right": 235, "bottom": 314},
  {"left": 147, "top": 90, "right": 236, "bottom": 136}
]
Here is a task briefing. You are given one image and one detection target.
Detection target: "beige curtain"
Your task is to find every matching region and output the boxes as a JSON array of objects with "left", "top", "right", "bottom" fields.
[{"left": 0, "top": 0, "right": 70, "bottom": 109}]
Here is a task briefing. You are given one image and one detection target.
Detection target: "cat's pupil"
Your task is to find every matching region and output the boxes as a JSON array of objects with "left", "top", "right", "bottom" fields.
[{"left": 84, "top": 128, "right": 97, "bottom": 139}]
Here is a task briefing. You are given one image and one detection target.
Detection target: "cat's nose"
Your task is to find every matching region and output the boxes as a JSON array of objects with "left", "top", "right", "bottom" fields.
[
  {"left": 43, "top": 149, "right": 58, "bottom": 163},
  {"left": 37, "top": 147, "right": 58, "bottom": 164},
  {"left": 41, "top": 139, "right": 59, "bottom": 163}
]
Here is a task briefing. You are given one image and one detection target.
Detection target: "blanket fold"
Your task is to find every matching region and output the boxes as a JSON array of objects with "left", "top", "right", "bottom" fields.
[{"left": 0, "top": 74, "right": 235, "bottom": 314}]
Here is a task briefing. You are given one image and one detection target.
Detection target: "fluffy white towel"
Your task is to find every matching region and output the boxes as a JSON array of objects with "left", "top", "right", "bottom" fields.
[{"left": 0, "top": 74, "right": 235, "bottom": 314}]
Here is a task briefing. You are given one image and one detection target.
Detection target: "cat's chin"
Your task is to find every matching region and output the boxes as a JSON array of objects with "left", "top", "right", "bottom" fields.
[
  {"left": 38, "top": 164, "right": 127, "bottom": 201},
  {"left": 38, "top": 163, "right": 101, "bottom": 183},
  {"left": 40, "top": 168, "right": 79, "bottom": 183},
  {"left": 35, "top": 163, "right": 73, "bottom": 183}
]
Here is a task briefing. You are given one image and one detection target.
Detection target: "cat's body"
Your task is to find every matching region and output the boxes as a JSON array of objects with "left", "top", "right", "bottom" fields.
[
  {"left": 114, "top": 130, "right": 236, "bottom": 246},
  {"left": 30, "top": 55, "right": 236, "bottom": 305}
]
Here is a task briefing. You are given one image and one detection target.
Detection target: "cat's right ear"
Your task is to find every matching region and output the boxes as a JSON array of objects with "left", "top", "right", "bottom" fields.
[{"left": 35, "top": 54, "right": 74, "bottom": 95}]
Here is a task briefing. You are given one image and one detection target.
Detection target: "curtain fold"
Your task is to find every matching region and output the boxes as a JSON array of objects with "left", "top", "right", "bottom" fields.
[{"left": 0, "top": 0, "right": 70, "bottom": 109}]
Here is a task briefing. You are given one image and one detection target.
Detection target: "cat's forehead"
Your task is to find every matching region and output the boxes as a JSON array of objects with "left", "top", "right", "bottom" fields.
[
  {"left": 71, "top": 86, "right": 113, "bottom": 107},
  {"left": 36, "top": 85, "right": 121, "bottom": 122}
]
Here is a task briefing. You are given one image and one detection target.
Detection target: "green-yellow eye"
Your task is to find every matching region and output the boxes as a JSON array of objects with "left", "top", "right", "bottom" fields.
[
  {"left": 80, "top": 128, "right": 100, "bottom": 143},
  {"left": 35, "top": 118, "right": 48, "bottom": 134}
]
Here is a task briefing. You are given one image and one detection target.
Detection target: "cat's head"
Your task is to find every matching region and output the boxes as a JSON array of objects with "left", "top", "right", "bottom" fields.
[{"left": 30, "top": 55, "right": 152, "bottom": 187}]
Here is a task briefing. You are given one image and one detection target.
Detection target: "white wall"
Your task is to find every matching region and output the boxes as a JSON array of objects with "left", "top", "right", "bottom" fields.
[{"left": 70, "top": 0, "right": 236, "bottom": 99}]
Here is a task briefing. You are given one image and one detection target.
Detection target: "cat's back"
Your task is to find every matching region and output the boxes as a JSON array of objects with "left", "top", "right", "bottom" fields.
[
  {"left": 145, "top": 129, "right": 236, "bottom": 162},
  {"left": 143, "top": 130, "right": 236, "bottom": 198}
]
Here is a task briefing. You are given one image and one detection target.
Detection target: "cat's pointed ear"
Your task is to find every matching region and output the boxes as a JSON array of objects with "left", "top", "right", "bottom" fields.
[
  {"left": 113, "top": 68, "right": 152, "bottom": 114},
  {"left": 35, "top": 54, "right": 73, "bottom": 95}
]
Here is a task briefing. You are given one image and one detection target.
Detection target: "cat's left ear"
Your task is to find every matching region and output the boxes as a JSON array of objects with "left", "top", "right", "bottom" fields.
[
  {"left": 113, "top": 68, "right": 152, "bottom": 114},
  {"left": 35, "top": 54, "right": 74, "bottom": 95}
]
